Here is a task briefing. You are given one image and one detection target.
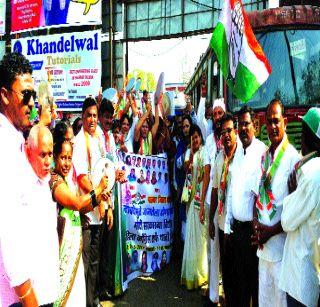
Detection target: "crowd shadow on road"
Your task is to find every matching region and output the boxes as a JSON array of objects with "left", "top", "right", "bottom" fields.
[{"left": 101, "top": 256, "right": 211, "bottom": 307}]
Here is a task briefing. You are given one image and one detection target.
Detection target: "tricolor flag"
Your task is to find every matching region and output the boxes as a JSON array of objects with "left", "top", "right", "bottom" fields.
[{"left": 210, "top": 0, "right": 272, "bottom": 102}]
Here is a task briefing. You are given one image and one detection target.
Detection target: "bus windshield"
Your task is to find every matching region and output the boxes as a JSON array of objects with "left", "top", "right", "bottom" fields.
[{"left": 228, "top": 28, "right": 320, "bottom": 112}]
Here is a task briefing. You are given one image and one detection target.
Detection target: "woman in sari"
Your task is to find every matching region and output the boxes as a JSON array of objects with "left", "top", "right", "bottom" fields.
[
  {"left": 175, "top": 115, "right": 193, "bottom": 242},
  {"left": 181, "top": 124, "right": 208, "bottom": 290},
  {"left": 50, "top": 139, "right": 108, "bottom": 306},
  {"left": 119, "top": 93, "right": 139, "bottom": 153},
  {"left": 133, "top": 100, "right": 159, "bottom": 155}
]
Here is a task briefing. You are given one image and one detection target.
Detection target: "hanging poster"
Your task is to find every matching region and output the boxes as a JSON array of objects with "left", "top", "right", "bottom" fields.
[
  {"left": 120, "top": 153, "right": 173, "bottom": 283},
  {"left": 11, "top": 0, "right": 101, "bottom": 33},
  {"left": 0, "top": 0, "right": 5, "bottom": 35},
  {"left": 12, "top": 30, "right": 101, "bottom": 110}
]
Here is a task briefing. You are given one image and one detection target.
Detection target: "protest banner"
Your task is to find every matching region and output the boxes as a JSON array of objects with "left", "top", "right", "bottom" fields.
[
  {"left": 120, "top": 153, "right": 173, "bottom": 283},
  {"left": 11, "top": 0, "right": 101, "bottom": 33},
  {"left": 12, "top": 30, "right": 101, "bottom": 111},
  {"left": 0, "top": 0, "right": 5, "bottom": 35}
]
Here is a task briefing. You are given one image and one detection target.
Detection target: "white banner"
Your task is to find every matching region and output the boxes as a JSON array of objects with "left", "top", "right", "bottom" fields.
[
  {"left": 0, "top": 0, "right": 5, "bottom": 35},
  {"left": 12, "top": 30, "right": 101, "bottom": 110},
  {"left": 120, "top": 153, "right": 173, "bottom": 282}
]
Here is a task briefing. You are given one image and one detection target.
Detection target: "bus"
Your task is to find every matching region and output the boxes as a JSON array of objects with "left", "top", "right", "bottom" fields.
[{"left": 185, "top": 1, "right": 320, "bottom": 150}]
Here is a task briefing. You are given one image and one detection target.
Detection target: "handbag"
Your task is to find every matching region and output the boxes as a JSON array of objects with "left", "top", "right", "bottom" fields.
[{"left": 181, "top": 173, "right": 191, "bottom": 203}]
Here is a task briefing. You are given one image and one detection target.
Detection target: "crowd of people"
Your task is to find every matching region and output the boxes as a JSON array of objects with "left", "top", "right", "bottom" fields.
[{"left": 0, "top": 51, "right": 319, "bottom": 307}]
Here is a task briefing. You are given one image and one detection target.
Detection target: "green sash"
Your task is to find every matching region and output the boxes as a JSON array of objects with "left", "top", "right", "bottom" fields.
[
  {"left": 256, "top": 138, "right": 289, "bottom": 221},
  {"left": 187, "top": 147, "right": 204, "bottom": 210}
]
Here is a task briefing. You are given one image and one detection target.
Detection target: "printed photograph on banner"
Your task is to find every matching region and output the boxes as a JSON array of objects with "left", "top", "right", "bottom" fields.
[
  {"left": 11, "top": 0, "right": 101, "bottom": 33},
  {"left": 0, "top": 0, "right": 5, "bottom": 35},
  {"left": 11, "top": 30, "right": 102, "bottom": 111},
  {"left": 120, "top": 153, "right": 173, "bottom": 283}
]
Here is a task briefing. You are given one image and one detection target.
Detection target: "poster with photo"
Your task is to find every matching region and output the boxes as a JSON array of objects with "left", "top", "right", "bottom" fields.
[
  {"left": 12, "top": 30, "right": 101, "bottom": 110},
  {"left": 120, "top": 153, "right": 173, "bottom": 283}
]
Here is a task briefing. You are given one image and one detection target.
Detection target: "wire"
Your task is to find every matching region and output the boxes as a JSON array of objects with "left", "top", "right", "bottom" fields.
[
  {"left": 129, "top": 39, "right": 184, "bottom": 57},
  {"left": 187, "top": 0, "right": 220, "bottom": 11}
]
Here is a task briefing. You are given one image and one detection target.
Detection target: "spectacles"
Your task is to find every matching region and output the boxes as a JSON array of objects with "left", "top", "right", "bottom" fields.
[
  {"left": 213, "top": 110, "right": 224, "bottom": 116},
  {"left": 221, "top": 127, "right": 234, "bottom": 136},
  {"left": 267, "top": 118, "right": 281, "bottom": 125},
  {"left": 9, "top": 89, "right": 37, "bottom": 105},
  {"left": 239, "top": 121, "right": 252, "bottom": 127}
]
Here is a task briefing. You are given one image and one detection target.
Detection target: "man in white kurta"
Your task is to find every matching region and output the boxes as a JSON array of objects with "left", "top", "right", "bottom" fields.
[
  {"left": 73, "top": 97, "right": 107, "bottom": 307},
  {"left": 279, "top": 107, "right": 320, "bottom": 307},
  {"left": 0, "top": 52, "right": 55, "bottom": 306},
  {"left": 224, "top": 106, "right": 266, "bottom": 307},
  {"left": 254, "top": 100, "right": 300, "bottom": 307},
  {"left": 200, "top": 99, "right": 225, "bottom": 304},
  {"left": 25, "top": 125, "right": 60, "bottom": 306},
  {"left": 209, "top": 113, "right": 241, "bottom": 307}
]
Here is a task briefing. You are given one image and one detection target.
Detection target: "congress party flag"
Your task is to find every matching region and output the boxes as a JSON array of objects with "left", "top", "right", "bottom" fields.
[{"left": 210, "top": 0, "right": 271, "bottom": 102}]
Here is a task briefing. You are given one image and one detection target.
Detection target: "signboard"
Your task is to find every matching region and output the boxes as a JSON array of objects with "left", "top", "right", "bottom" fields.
[
  {"left": 0, "top": 0, "right": 5, "bottom": 35},
  {"left": 290, "top": 39, "right": 306, "bottom": 60},
  {"left": 120, "top": 153, "right": 173, "bottom": 282},
  {"left": 12, "top": 30, "right": 101, "bottom": 111},
  {"left": 11, "top": 0, "right": 101, "bottom": 33}
]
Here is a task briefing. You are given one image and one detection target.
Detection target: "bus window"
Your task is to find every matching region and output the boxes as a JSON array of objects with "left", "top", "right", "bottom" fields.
[{"left": 228, "top": 28, "right": 320, "bottom": 112}]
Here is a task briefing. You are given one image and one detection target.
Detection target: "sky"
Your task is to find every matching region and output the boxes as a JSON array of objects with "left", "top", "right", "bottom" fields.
[{"left": 128, "top": 33, "right": 211, "bottom": 85}]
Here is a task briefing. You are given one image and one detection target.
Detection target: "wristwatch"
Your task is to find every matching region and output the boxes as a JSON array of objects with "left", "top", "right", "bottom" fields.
[{"left": 90, "top": 190, "right": 99, "bottom": 208}]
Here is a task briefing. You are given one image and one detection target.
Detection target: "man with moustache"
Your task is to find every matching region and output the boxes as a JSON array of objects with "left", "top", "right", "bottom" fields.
[
  {"left": 209, "top": 113, "right": 241, "bottom": 307},
  {"left": 224, "top": 106, "right": 266, "bottom": 307},
  {"left": 98, "top": 99, "right": 126, "bottom": 300},
  {"left": 25, "top": 125, "right": 60, "bottom": 307},
  {"left": 199, "top": 99, "right": 225, "bottom": 305},
  {"left": 73, "top": 97, "right": 107, "bottom": 307},
  {"left": 0, "top": 52, "right": 39, "bottom": 306},
  {"left": 279, "top": 107, "right": 320, "bottom": 307},
  {"left": 253, "top": 99, "right": 300, "bottom": 307}
]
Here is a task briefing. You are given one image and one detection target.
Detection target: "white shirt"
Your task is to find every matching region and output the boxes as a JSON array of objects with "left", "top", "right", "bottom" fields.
[
  {"left": 0, "top": 113, "right": 59, "bottom": 306},
  {"left": 124, "top": 115, "right": 138, "bottom": 153},
  {"left": 103, "top": 130, "right": 117, "bottom": 162},
  {"left": 212, "top": 142, "right": 242, "bottom": 231},
  {"left": 224, "top": 138, "right": 266, "bottom": 233},
  {"left": 0, "top": 114, "right": 32, "bottom": 306},
  {"left": 204, "top": 132, "right": 220, "bottom": 205},
  {"left": 103, "top": 130, "right": 121, "bottom": 211},
  {"left": 25, "top": 167, "right": 59, "bottom": 305},
  {"left": 256, "top": 136, "right": 300, "bottom": 262},
  {"left": 73, "top": 126, "right": 106, "bottom": 225},
  {"left": 279, "top": 157, "right": 320, "bottom": 307}
]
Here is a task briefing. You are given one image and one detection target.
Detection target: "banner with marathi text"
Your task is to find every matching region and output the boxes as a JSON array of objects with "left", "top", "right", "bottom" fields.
[
  {"left": 12, "top": 30, "right": 101, "bottom": 111},
  {"left": 120, "top": 153, "right": 173, "bottom": 283},
  {"left": 11, "top": 0, "right": 101, "bottom": 33}
]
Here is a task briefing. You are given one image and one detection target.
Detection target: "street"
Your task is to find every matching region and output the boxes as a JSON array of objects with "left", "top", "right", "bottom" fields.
[{"left": 102, "top": 257, "right": 206, "bottom": 307}]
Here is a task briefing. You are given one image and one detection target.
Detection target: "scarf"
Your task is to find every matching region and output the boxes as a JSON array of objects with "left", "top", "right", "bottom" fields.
[
  {"left": 84, "top": 130, "right": 105, "bottom": 178},
  {"left": 187, "top": 146, "right": 204, "bottom": 209},
  {"left": 218, "top": 146, "right": 236, "bottom": 216},
  {"left": 103, "top": 130, "right": 111, "bottom": 153},
  {"left": 139, "top": 132, "right": 152, "bottom": 155},
  {"left": 256, "top": 137, "right": 289, "bottom": 220}
]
